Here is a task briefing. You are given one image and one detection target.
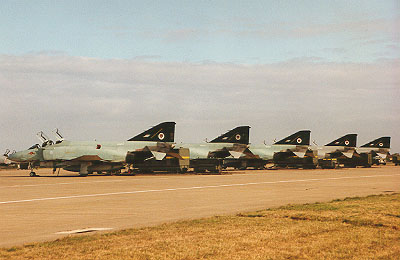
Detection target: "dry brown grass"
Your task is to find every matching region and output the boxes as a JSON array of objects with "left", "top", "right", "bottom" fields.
[{"left": 1, "top": 194, "right": 399, "bottom": 260}]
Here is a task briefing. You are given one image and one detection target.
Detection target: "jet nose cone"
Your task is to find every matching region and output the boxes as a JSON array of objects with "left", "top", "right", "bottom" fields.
[
  {"left": 7, "top": 152, "right": 17, "bottom": 161},
  {"left": 8, "top": 151, "right": 23, "bottom": 162}
]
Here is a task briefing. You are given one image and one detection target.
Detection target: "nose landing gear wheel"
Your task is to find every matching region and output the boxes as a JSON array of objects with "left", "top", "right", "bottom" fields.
[{"left": 29, "top": 171, "right": 36, "bottom": 177}]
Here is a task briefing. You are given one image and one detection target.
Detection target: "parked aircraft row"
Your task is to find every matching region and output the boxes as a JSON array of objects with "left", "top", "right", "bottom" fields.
[{"left": 3, "top": 122, "right": 391, "bottom": 176}]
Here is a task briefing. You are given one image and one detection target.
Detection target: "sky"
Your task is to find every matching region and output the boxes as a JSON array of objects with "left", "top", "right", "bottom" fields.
[{"left": 1, "top": 0, "right": 399, "bottom": 153}]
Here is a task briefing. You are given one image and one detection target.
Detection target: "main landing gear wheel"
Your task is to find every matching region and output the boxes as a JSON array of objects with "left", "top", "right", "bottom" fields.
[{"left": 29, "top": 171, "right": 36, "bottom": 177}]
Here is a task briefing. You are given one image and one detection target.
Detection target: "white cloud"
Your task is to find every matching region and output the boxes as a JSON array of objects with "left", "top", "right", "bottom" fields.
[
  {"left": 0, "top": 54, "right": 399, "bottom": 152},
  {"left": 143, "top": 18, "right": 400, "bottom": 42}
]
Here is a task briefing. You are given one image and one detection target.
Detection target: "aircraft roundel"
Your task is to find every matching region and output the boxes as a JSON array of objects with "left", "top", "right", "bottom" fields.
[
  {"left": 379, "top": 142, "right": 383, "bottom": 147},
  {"left": 235, "top": 134, "right": 241, "bottom": 141},
  {"left": 158, "top": 132, "right": 165, "bottom": 140},
  {"left": 344, "top": 140, "right": 350, "bottom": 146},
  {"left": 296, "top": 138, "right": 302, "bottom": 144}
]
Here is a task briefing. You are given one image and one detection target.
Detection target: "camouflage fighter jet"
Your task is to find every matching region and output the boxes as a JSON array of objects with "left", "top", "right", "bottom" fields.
[
  {"left": 310, "top": 134, "right": 358, "bottom": 168},
  {"left": 176, "top": 128, "right": 311, "bottom": 172},
  {"left": 355, "top": 137, "right": 391, "bottom": 165},
  {"left": 356, "top": 137, "right": 391, "bottom": 157},
  {"left": 247, "top": 130, "right": 313, "bottom": 169},
  {"left": 0, "top": 154, "right": 13, "bottom": 166},
  {"left": 175, "top": 126, "right": 250, "bottom": 173},
  {"left": 7, "top": 122, "right": 178, "bottom": 176}
]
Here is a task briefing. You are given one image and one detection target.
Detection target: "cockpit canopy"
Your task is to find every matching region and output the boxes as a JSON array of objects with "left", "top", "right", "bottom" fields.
[
  {"left": 28, "top": 144, "right": 41, "bottom": 150},
  {"left": 42, "top": 140, "right": 54, "bottom": 147}
]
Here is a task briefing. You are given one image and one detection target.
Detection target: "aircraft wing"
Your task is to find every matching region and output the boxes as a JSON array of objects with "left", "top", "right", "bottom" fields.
[
  {"left": 288, "top": 146, "right": 309, "bottom": 158},
  {"left": 209, "top": 144, "right": 249, "bottom": 159},
  {"left": 126, "top": 142, "right": 180, "bottom": 162},
  {"left": 293, "top": 151, "right": 306, "bottom": 158},
  {"left": 229, "top": 151, "right": 243, "bottom": 159},
  {"left": 342, "top": 151, "right": 355, "bottom": 158},
  {"left": 376, "top": 153, "right": 388, "bottom": 159},
  {"left": 321, "top": 148, "right": 357, "bottom": 159},
  {"left": 150, "top": 151, "right": 167, "bottom": 161}
]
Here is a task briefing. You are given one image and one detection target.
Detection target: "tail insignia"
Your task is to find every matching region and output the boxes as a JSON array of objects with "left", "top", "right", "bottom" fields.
[
  {"left": 325, "top": 134, "right": 357, "bottom": 147},
  {"left": 128, "top": 122, "right": 175, "bottom": 142},
  {"left": 274, "top": 130, "right": 310, "bottom": 146},
  {"left": 209, "top": 126, "right": 250, "bottom": 144},
  {"left": 360, "top": 137, "right": 390, "bottom": 148}
]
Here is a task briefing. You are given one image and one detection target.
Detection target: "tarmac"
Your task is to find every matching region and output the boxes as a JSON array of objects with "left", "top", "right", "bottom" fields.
[{"left": 0, "top": 166, "right": 399, "bottom": 247}]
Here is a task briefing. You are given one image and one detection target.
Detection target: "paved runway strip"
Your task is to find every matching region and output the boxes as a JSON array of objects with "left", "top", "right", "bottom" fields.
[
  {"left": 0, "top": 167, "right": 399, "bottom": 247},
  {"left": 1, "top": 173, "right": 399, "bottom": 205}
]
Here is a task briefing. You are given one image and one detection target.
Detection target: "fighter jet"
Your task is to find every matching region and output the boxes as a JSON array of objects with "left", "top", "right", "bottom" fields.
[
  {"left": 176, "top": 128, "right": 312, "bottom": 172},
  {"left": 355, "top": 137, "right": 391, "bottom": 165},
  {"left": 0, "top": 154, "right": 13, "bottom": 166},
  {"left": 310, "top": 134, "right": 358, "bottom": 168},
  {"left": 356, "top": 137, "right": 390, "bottom": 157},
  {"left": 247, "top": 130, "right": 313, "bottom": 169},
  {"left": 7, "top": 122, "right": 177, "bottom": 176},
  {"left": 175, "top": 126, "right": 250, "bottom": 173},
  {"left": 315, "top": 134, "right": 358, "bottom": 158}
]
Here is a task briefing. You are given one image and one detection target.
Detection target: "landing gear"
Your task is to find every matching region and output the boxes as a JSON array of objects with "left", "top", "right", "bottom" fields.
[
  {"left": 194, "top": 167, "right": 206, "bottom": 173},
  {"left": 179, "top": 167, "right": 188, "bottom": 174},
  {"left": 28, "top": 162, "right": 37, "bottom": 177},
  {"left": 79, "top": 162, "right": 90, "bottom": 177},
  {"left": 52, "top": 167, "right": 61, "bottom": 176}
]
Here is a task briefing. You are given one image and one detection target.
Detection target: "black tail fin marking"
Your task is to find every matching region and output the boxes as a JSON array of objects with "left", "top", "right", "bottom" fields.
[
  {"left": 325, "top": 134, "right": 357, "bottom": 147},
  {"left": 274, "top": 130, "right": 310, "bottom": 146},
  {"left": 209, "top": 126, "right": 250, "bottom": 145},
  {"left": 360, "top": 137, "right": 390, "bottom": 148},
  {"left": 127, "top": 122, "right": 176, "bottom": 142}
]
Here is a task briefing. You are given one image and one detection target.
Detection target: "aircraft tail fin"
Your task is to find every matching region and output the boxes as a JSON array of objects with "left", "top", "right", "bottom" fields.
[
  {"left": 209, "top": 126, "right": 250, "bottom": 144},
  {"left": 128, "top": 122, "right": 176, "bottom": 142},
  {"left": 274, "top": 130, "right": 310, "bottom": 145},
  {"left": 360, "top": 137, "right": 390, "bottom": 148},
  {"left": 325, "top": 134, "right": 357, "bottom": 147}
]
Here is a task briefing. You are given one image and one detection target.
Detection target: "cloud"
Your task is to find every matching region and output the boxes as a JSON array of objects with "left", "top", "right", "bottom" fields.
[
  {"left": 164, "top": 29, "right": 208, "bottom": 42},
  {"left": 148, "top": 18, "right": 400, "bottom": 42},
  {"left": 289, "top": 18, "right": 400, "bottom": 38},
  {"left": 386, "top": 44, "right": 400, "bottom": 51},
  {"left": 0, "top": 54, "right": 399, "bottom": 153},
  {"left": 133, "top": 55, "right": 162, "bottom": 60},
  {"left": 322, "top": 48, "right": 347, "bottom": 54},
  {"left": 26, "top": 50, "right": 69, "bottom": 56}
]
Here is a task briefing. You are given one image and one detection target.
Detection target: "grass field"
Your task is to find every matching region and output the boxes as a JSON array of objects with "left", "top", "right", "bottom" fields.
[{"left": 1, "top": 193, "right": 399, "bottom": 260}]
